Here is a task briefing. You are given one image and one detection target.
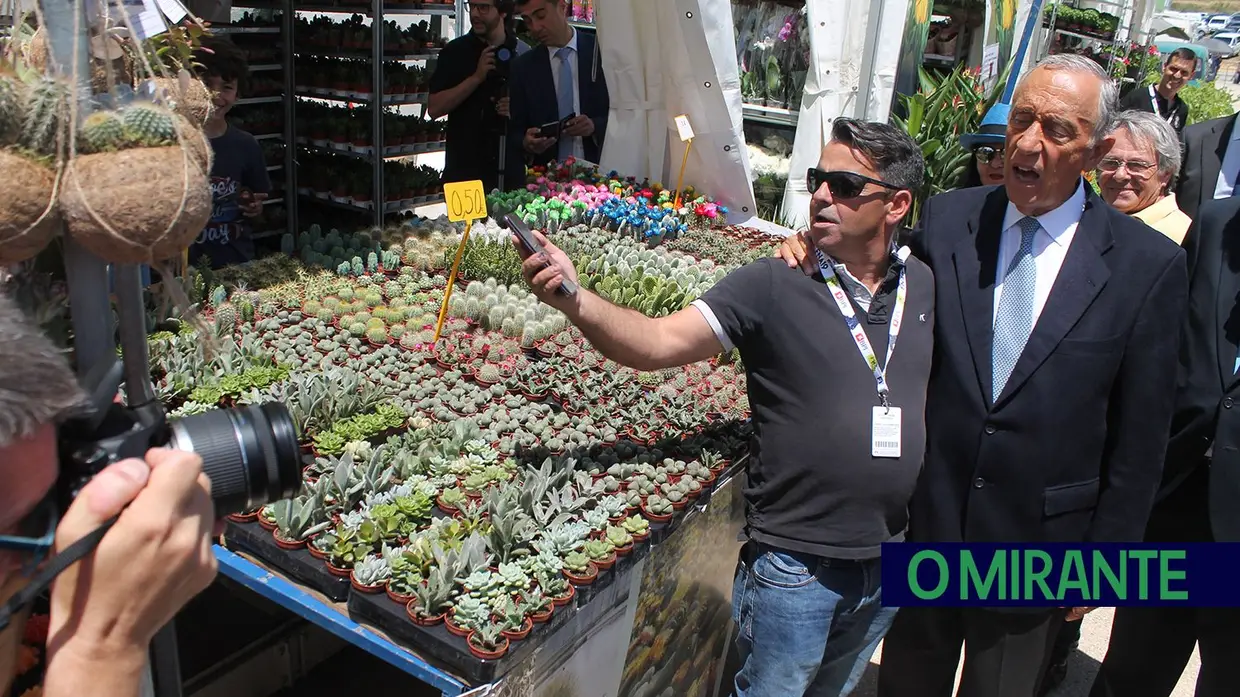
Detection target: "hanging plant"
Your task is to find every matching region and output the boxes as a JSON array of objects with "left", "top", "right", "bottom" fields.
[
  {"left": 0, "top": 61, "right": 67, "bottom": 265},
  {"left": 60, "top": 98, "right": 211, "bottom": 265}
]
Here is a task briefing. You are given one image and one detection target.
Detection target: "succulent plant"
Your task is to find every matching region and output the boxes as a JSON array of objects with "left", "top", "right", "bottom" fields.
[{"left": 562, "top": 550, "right": 593, "bottom": 574}]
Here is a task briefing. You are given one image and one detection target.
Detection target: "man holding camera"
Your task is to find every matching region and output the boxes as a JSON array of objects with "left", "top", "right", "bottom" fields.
[
  {"left": 428, "top": 0, "right": 529, "bottom": 193},
  {"left": 504, "top": 0, "right": 609, "bottom": 190},
  {"left": 0, "top": 294, "right": 218, "bottom": 697}
]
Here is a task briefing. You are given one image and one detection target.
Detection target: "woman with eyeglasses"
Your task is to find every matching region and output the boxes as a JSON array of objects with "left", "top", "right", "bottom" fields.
[
  {"left": 958, "top": 103, "right": 1010, "bottom": 188},
  {"left": 1095, "top": 110, "right": 1192, "bottom": 245}
]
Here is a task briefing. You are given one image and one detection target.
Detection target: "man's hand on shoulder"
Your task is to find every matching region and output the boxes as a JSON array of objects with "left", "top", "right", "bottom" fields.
[{"left": 774, "top": 230, "right": 816, "bottom": 276}]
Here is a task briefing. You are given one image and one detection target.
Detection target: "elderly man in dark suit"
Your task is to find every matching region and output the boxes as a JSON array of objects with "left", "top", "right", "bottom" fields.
[
  {"left": 779, "top": 53, "right": 1188, "bottom": 697},
  {"left": 1089, "top": 196, "right": 1240, "bottom": 697},
  {"left": 1174, "top": 112, "right": 1239, "bottom": 220},
  {"left": 504, "top": 0, "right": 609, "bottom": 190}
]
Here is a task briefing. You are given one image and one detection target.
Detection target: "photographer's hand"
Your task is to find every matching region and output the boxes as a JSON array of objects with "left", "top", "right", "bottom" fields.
[
  {"left": 496, "top": 96, "right": 510, "bottom": 119},
  {"left": 42, "top": 449, "right": 218, "bottom": 697}
]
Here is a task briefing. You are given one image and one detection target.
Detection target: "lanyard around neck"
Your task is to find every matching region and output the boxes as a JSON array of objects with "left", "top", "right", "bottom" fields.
[{"left": 814, "top": 248, "right": 909, "bottom": 408}]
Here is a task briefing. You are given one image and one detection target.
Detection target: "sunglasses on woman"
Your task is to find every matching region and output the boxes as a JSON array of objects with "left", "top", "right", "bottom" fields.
[
  {"left": 806, "top": 168, "right": 904, "bottom": 200},
  {"left": 973, "top": 145, "right": 1004, "bottom": 164}
]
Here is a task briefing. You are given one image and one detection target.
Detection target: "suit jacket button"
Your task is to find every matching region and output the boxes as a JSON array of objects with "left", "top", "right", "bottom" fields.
[
  {"left": 984, "top": 424, "right": 997, "bottom": 434},
  {"left": 1225, "top": 398, "right": 1234, "bottom": 409},
  {"left": 973, "top": 477, "right": 986, "bottom": 489}
]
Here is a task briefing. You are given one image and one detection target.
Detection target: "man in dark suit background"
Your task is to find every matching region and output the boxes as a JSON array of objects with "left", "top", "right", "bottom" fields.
[
  {"left": 1174, "top": 112, "right": 1239, "bottom": 220},
  {"left": 1088, "top": 197, "right": 1240, "bottom": 697},
  {"left": 505, "top": 0, "right": 609, "bottom": 190},
  {"left": 874, "top": 54, "right": 1186, "bottom": 696}
]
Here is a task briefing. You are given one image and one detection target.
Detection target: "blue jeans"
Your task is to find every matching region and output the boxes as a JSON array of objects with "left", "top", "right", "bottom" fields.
[{"left": 731, "top": 542, "right": 896, "bottom": 697}]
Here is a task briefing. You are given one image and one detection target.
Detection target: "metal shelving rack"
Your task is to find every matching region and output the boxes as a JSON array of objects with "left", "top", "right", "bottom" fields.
[
  {"left": 291, "top": 1, "right": 462, "bottom": 226},
  {"left": 215, "top": 8, "right": 299, "bottom": 241},
  {"left": 1036, "top": 0, "right": 1136, "bottom": 75}
]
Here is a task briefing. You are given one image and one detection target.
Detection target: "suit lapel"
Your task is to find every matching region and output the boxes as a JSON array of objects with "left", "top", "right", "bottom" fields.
[
  {"left": 1203, "top": 117, "right": 1234, "bottom": 208},
  {"left": 1217, "top": 213, "right": 1240, "bottom": 389},
  {"left": 995, "top": 191, "right": 1112, "bottom": 408},
  {"left": 576, "top": 32, "right": 593, "bottom": 112},
  {"left": 953, "top": 188, "right": 1006, "bottom": 405},
  {"left": 532, "top": 47, "right": 555, "bottom": 116}
]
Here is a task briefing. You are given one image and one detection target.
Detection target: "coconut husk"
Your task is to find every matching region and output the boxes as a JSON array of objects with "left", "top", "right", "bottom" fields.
[
  {"left": 0, "top": 149, "right": 61, "bottom": 264},
  {"left": 60, "top": 146, "right": 211, "bottom": 265},
  {"left": 176, "top": 116, "right": 213, "bottom": 172},
  {"left": 25, "top": 29, "right": 48, "bottom": 72},
  {"left": 150, "top": 76, "right": 215, "bottom": 128}
]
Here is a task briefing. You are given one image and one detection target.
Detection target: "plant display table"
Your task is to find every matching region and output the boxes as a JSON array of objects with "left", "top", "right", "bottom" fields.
[{"left": 137, "top": 159, "right": 785, "bottom": 696}]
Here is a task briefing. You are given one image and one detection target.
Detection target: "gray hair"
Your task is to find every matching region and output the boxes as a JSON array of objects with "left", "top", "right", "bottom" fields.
[
  {"left": 1105, "top": 110, "right": 1182, "bottom": 181},
  {"left": 0, "top": 292, "right": 86, "bottom": 449},
  {"left": 1020, "top": 54, "right": 1118, "bottom": 146}
]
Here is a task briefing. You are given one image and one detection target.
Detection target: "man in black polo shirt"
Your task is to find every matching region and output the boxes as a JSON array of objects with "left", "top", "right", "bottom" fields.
[
  {"left": 1119, "top": 48, "right": 1195, "bottom": 138},
  {"left": 513, "top": 119, "right": 933, "bottom": 697},
  {"left": 428, "top": 0, "right": 528, "bottom": 191}
]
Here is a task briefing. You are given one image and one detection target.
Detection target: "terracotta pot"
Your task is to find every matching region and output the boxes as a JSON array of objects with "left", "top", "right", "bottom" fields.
[
  {"left": 272, "top": 530, "right": 305, "bottom": 550},
  {"left": 591, "top": 552, "right": 617, "bottom": 570},
  {"left": 630, "top": 530, "right": 650, "bottom": 543},
  {"left": 386, "top": 581, "right": 416, "bottom": 605},
  {"left": 501, "top": 616, "right": 533, "bottom": 641},
  {"left": 550, "top": 584, "right": 576, "bottom": 607},
  {"left": 613, "top": 542, "right": 634, "bottom": 557},
  {"left": 671, "top": 498, "right": 689, "bottom": 511},
  {"left": 466, "top": 632, "right": 509, "bottom": 660},
  {"left": 642, "top": 506, "right": 673, "bottom": 524},
  {"left": 307, "top": 543, "right": 329, "bottom": 561},
  {"left": 351, "top": 575, "right": 384, "bottom": 594},
  {"left": 257, "top": 513, "right": 278, "bottom": 531},
  {"left": 326, "top": 561, "right": 353, "bottom": 578},
  {"left": 436, "top": 494, "right": 460, "bottom": 515},
  {"left": 406, "top": 600, "right": 446, "bottom": 627},
  {"left": 563, "top": 563, "right": 598, "bottom": 586},
  {"left": 444, "top": 612, "right": 472, "bottom": 637},
  {"left": 226, "top": 510, "right": 259, "bottom": 523},
  {"left": 530, "top": 605, "right": 554, "bottom": 623}
]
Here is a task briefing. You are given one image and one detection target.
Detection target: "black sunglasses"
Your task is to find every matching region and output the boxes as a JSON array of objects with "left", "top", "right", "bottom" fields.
[
  {"left": 973, "top": 145, "right": 1005, "bottom": 164},
  {"left": 806, "top": 168, "right": 903, "bottom": 199}
]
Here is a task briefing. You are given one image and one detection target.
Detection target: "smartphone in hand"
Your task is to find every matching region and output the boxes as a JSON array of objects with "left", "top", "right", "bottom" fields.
[{"left": 503, "top": 213, "right": 577, "bottom": 297}]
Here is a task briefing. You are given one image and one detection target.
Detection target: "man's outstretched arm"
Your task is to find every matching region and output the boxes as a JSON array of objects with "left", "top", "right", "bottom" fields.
[{"left": 515, "top": 231, "right": 724, "bottom": 371}]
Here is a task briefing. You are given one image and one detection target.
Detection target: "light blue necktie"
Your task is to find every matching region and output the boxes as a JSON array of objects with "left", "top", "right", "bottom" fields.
[
  {"left": 555, "top": 46, "right": 575, "bottom": 161},
  {"left": 992, "top": 216, "right": 1041, "bottom": 398}
]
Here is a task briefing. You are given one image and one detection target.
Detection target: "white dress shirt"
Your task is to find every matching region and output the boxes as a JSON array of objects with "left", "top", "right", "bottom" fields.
[
  {"left": 993, "top": 182, "right": 1086, "bottom": 327},
  {"left": 547, "top": 28, "right": 584, "bottom": 161},
  {"left": 1213, "top": 122, "right": 1240, "bottom": 198}
]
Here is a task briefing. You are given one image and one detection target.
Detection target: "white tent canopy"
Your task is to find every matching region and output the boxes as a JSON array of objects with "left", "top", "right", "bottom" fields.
[
  {"left": 778, "top": 0, "right": 908, "bottom": 229},
  {"left": 595, "top": 0, "right": 759, "bottom": 221}
]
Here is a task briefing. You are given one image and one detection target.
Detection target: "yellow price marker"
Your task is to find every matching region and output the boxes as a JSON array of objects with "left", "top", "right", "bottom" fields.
[
  {"left": 433, "top": 180, "right": 488, "bottom": 345},
  {"left": 672, "top": 114, "right": 695, "bottom": 209}
]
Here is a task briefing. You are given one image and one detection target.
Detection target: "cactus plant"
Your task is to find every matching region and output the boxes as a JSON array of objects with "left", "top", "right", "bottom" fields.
[
  {"left": 366, "top": 327, "right": 389, "bottom": 344},
  {"left": 0, "top": 72, "right": 27, "bottom": 145},
  {"left": 19, "top": 75, "right": 68, "bottom": 157},
  {"left": 78, "top": 110, "right": 127, "bottom": 153},
  {"left": 214, "top": 302, "right": 237, "bottom": 334},
  {"left": 121, "top": 103, "right": 178, "bottom": 147}
]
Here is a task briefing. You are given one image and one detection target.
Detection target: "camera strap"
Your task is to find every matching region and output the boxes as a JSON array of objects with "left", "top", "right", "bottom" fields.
[{"left": 0, "top": 516, "right": 118, "bottom": 631}]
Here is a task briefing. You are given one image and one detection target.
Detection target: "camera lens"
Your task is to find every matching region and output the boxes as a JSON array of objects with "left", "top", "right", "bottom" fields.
[
  {"left": 496, "top": 47, "right": 512, "bottom": 62},
  {"left": 167, "top": 402, "right": 302, "bottom": 516}
]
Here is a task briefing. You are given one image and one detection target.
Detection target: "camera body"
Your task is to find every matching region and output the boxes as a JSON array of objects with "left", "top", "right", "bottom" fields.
[{"left": 58, "top": 356, "right": 302, "bottom": 517}]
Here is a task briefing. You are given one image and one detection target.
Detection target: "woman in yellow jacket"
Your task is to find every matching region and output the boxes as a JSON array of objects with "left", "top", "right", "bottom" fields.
[{"left": 1095, "top": 109, "right": 1193, "bottom": 245}]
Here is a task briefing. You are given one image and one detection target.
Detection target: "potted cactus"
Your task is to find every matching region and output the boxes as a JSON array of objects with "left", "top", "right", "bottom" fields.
[
  {"left": 467, "top": 621, "right": 510, "bottom": 660},
  {"left": 0, "top": 66, "right": 67, "bottom": 265},
  {"left": 642, "top": 494, "right": 673, "bottom": 523},
  {"left": 62, "top": 101, "right": 212, "bottom": 264},
  {"left": 562, "top": 550, "right": 598, "bottom": 585}
]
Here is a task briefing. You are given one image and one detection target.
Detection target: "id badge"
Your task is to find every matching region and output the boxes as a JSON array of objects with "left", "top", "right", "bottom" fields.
[{"left": 871, "top": 406, "right": 902, "bottom": 458}]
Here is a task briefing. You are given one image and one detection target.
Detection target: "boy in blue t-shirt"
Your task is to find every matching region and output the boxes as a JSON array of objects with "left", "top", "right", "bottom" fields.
[{"left": 189, "top": 37, "right": 271, "bottom": 269}]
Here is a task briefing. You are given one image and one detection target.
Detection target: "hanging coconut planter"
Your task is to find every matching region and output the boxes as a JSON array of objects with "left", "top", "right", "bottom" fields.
[
  {"left": 148, "top": 75, "right": 215, "bottom": 128},
  {"left": 60, "top": 102, "right": 211, "bottom": 265},
  {"left": 0, "top": 69, "right": 67, "bottom": 265}
]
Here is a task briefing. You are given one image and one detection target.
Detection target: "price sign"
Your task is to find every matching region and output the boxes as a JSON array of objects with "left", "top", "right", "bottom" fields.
[
  {"left": 674, "top": 114, "right": 695, "bottom": 142},
  {"left": 444, "top": 180, "right": 488, "bottom": 223}
]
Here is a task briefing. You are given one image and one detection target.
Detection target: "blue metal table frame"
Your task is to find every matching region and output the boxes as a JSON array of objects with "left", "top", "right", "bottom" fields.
[{"left": 213, "top": 545, "right": 470, "bottom": 696}]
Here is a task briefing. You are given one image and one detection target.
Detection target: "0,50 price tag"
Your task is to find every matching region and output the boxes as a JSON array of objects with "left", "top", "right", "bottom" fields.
[{"left": 444, "top": 180, "right": 488, "bottom": 223}]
